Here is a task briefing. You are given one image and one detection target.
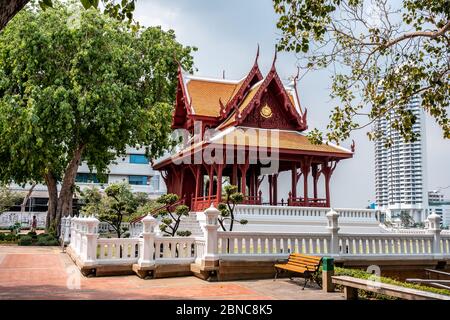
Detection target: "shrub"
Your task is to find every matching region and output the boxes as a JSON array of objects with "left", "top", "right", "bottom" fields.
[
  {"left": 37, "top": 238, "right": 48, "bottom": 246},
  {"left": 0, "top": 233, "right": 5, "bottom": 241},
  {"left": 27, "top": 231, "right": 37, "bottom": 236},
  {"left": 4, "top": 233, "right": 17, "bottom": 242},
  {"left": 18, "top": 236, "right": 33, "bottom": 246},
  {"left": 334, "top": 267, "right": 450, "bottom": 298},
  {"left": 46, "top": 238, "right": 60, "bottom": 246}
]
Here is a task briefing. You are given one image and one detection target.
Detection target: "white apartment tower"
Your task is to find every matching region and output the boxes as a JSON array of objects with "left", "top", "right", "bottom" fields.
[{"left": 374, "top": 95, "right": 428, "bottom": 223}]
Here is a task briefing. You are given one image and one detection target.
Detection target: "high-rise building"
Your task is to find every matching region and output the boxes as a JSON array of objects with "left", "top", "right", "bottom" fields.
[
  {"left": 428, "top": 190, "right": 450, "bottom": 228},
  {"left": 374, "top": 95, "right": 428, "bottom": 223}
]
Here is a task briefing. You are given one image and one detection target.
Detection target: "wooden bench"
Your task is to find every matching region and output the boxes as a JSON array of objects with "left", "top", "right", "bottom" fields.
[
  {"left": 274, "top": 253, "right": 322, "bottom": 289},
  {"left": 332, "top": 275, "right": 450, "bottom": 300}
]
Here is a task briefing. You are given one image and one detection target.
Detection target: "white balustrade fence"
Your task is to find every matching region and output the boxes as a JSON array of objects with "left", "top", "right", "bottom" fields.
[
  {"left": 63, "top": 208, "right": 450, "bottom": 271},
  {"left": 217, "top": 232, "right": 331, "bottom": 257},
  {"left": 234, "top": 205, "right": 379, "bottom": 222}
]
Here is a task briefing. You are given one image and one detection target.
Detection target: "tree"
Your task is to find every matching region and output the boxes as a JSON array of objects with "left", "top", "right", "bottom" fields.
[
  {"left": 0, "top": 0, "right": 137, "bottom": 31},
  {"left": 0, "top": 1, "right": 195, "bottom": 233},
  {"left": 80, "top": 183, "right": 139, "bottom": 238},
  {"left": 0, "top": 186, "right": 23, "bottom": 214},
  {"left": 154, "top": 194, "right": 191, "bottom": 237},
  {"left": 217, "top": 185, "right": 248, "bottom": 232},
  {"left": 273, "top": 0, "right": 449, "bottom": 146},
  {"left": 399, "top": 211, "right": 415, "bottom": 228}
]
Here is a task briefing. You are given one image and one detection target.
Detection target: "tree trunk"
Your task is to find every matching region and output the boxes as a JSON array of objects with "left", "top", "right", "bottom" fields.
[
  {"left": 45, "top": 172, "right": 58, "bottom": 231},
  {"left": 20, "top": 183, "right": 36, "bottom": 213},
  {"left": 55, "top": 145, "right": 85, "bottom": 235},
  {"left": 0, "top": 0, "right": 30, "bottom": 31}
]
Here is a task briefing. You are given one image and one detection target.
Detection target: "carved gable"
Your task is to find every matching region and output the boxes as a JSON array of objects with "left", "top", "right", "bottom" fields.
[{"left": 241, "top": 90, "right": 299, "bottom": 130}]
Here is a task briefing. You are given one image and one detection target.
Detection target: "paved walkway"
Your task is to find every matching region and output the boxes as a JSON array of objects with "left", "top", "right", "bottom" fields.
[{"left": 0, "top": 245, "right": 344, "bottom": 300}]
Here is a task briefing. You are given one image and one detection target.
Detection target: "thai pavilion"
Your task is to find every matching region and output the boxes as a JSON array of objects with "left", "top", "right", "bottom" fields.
[{"left": 153, "top": 51, "right": 353, "bottom": 212}]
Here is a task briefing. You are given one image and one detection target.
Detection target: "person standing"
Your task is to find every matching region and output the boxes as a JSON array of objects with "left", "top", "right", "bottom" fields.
[{"left": 31, "top": 215, "right": 37, "bottom": 233}]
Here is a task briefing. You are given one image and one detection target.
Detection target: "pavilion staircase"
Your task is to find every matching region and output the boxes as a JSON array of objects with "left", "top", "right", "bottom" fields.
[{"left": 177, "top": 213, "right": 204, "bottom": 237}]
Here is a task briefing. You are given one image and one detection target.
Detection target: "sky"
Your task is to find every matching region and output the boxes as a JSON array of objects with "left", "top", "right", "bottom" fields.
[{"left": 133, "top": 0, "right": 450, "bottom": 208}]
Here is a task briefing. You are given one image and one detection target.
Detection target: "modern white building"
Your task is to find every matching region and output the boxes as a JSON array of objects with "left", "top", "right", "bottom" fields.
[
  {"left": 428, "top": 190, "right": 450, "bottom": 228},
  {"left": 374, "top": 95, "right": 428, "bottom": 223},
  {"left": 76, "top": 146, "right": 165, "bottom": 196}
]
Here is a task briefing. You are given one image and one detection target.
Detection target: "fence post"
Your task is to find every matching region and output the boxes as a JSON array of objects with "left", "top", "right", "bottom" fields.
[
  {"left": 138, "top": 214, "right": 157, "bottom": 267},
  {"left": 70, "top": 217, "right": 78, "bottom": 254},
  {"left": 83, "top": 216, "right": 99, "bottom": 266},
  {"left": 203, "top": 204, "right": 219, "bottom": 268},
  {"left": 326, "top": 208, "right": 340, "bottom": 256},
  {"left": 63, "top": 216, "right": 71, "bottom": 244},
  {"left": 428, "top": 210, "right": 441, "bottom": 256}
]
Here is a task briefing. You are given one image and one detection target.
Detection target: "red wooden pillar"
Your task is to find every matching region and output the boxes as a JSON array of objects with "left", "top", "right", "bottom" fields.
[
  {"left": 231, "top": 164, "right": 238, "bottom": 186},
  {"left": 216, "top": 164, "right": 223, "bottom": 203},
  {"left": 325, "top": 174, "right": 331, "bottom": 207},
  {"left": 194, "top": 166, "right": 201, "bottom": 198},
  {"left": 208, "top": 165, "right": 214, "bottom": 198},
  {"left": 311, "top": 163, "right": 319, "bottom": 199},
  {"left": 273, "top": 173, "right": 278, "bottom": 205},
  {"left": 301, "top": 157, "right": 311, "bottom": 206},
  {"left": 250, "top": 168, "right": 255, "bottom": 198},
  {"left": 268, "top": 175, "right": 273, "bottom": 205},
  {"left": 291, "top": 164, "right": 297, "bottom": 200},
  {"left": 240, "top": 166, "right": 248, "bottom": 197},
  {"left": 322, "top": 159, "right": 338, "bottom": 207}
]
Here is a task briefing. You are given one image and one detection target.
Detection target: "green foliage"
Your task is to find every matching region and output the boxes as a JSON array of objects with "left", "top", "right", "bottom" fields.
[
  {"left": 0, "top": 233, "right": 17, "bottom": 242},
  {"left": 133, "top": 199, "right": 160, "bottom": 221},
  {"left": 81, "top": 183, "right": 141, "bottom": 238},
  {"left": 274, "top": 0, "right": 450, "bottom": 146},
  {"left": 38, "top": 0, "right": 138, "bottom": 28},
  {"left": 400, "top": 212, "right": 415, "bottom": 228},
  {"left": 0, "top": 1, "right": 195, "bottom": 229},
  {"left": 9, "top": 222, "right": 22, "bottom": 235},
  {"left": 218, "top": 185, "right": 246, "bottom": 231},
  {"left": 0, "top": 187, "right": 23, "bottom": 214},
  {"left": 335, "top": 267, "right": 450, "bottom": 298},
  {"left": 154, "top": 194, "right": 190, "bottom": 237},
  {"left": 18, "top": 236, "right": 33, "bottom": 246}
]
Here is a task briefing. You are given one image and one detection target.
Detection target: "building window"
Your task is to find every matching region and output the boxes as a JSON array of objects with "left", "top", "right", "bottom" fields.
[
  {"left": 129, "top": 175, "right": 148, "bottom": 185},
  {"left": 150, "top": 175, "right": 160, "bottom": 191},
  {"left": 76, "top": 173, "right": 100, "bottom": 183},
  {"left": 129, "top": 154, "right": 149, "bottom": 164}
]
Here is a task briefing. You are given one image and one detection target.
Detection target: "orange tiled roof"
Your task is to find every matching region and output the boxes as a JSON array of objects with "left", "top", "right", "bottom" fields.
[
  {"left": 186, "top": 78, "right": 244, "bottom": 117},
  {"left": 211, "top": 127, "right": 352, "bottom": 155},
  {"left": 155, "top": 127, "right": 352, "bottom": 168}
]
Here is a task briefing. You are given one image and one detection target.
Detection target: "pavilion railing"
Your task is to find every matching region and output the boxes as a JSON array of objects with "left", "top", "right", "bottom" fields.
[
  {"left": 288, "top": 195, "right": 327, "bottom": 207},
  {"left": 192, "top": 195, "right": 219, "bottom": 212},
  {"left": 242, "top": 192, "right": 262, "bottom": 205}
]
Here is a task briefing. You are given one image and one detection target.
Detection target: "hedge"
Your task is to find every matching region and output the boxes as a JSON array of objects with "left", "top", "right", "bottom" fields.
[{"left": 334, "top": 267, "right": 450, "bottom": 299}]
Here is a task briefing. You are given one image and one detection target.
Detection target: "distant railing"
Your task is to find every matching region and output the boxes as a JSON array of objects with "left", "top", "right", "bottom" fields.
[
  {"left": 233, "top": 205, "right": 378, "bottom": 222},
  {"left": 242, "top": 191, "right": 262, "bottom": 205},
  {"left": 288, "top": 195, "right": 327, "bottom": 207}
]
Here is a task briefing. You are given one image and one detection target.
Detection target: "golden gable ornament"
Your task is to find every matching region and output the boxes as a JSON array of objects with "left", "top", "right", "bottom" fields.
[{"left": 260, "top": 104, "right": 272, "bottom": 118}]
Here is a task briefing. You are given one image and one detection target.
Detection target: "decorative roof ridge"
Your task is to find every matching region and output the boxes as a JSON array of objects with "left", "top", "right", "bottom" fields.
[
  {"left": 221, "top": 46, "right": 264, "bottom": 120},
  {"left": 177, "top": 63, "right": 193, "bottom": 114},
  {"left": 184, "top": 74, "right": 245, "bottom": 84}
]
